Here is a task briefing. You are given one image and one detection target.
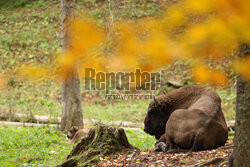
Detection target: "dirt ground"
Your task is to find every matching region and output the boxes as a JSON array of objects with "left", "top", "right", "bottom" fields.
[{"left": 97, "top": 139, "right": 233, "bottom": 167}]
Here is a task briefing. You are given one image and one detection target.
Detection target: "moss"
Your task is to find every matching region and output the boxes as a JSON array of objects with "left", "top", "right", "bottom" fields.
[
  {"left": 58, "top": 124, "right": 137, "bottom": 167},
  {"left": 60, "top": 155, "right": 81, "bottom": 167}
]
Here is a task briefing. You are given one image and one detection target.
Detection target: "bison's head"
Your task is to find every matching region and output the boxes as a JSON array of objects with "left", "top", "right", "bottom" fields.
[
  {"left": 144, "top": 95, "right": 170, "bottom": 139},
  {"left": 67, "top": 126, "right": 83, "bottom": 139}
]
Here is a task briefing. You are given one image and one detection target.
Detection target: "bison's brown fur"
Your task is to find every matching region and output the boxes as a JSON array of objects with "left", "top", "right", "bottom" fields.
[
  {"left": 144, "top": 85, "right": 228, "bottom": 153},
  {"left": 67, "top": 126, "right": 89, "bottom": 143}
]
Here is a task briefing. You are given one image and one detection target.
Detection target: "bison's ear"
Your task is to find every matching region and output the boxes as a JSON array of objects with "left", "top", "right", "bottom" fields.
[
  {"left": 74, "top": 126, "right": 84, "bottom": 131},
  {"left": 73, "top": 126, "right": 79, "bottom": 131}
]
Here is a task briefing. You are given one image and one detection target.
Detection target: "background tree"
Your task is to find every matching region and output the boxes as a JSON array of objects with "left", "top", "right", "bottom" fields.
[
  {"left": 60, "top": 0, "right": 83, "bottom": 131},
  {"left": 230, "top": 44, "right": 250, "bottom": 167}
]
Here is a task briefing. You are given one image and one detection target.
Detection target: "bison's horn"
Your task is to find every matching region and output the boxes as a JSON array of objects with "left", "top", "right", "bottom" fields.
[{"left": 152, "top": 94, "right": 159, "bottom": 104}]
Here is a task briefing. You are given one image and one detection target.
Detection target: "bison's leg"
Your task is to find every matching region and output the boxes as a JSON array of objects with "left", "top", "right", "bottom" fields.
[
  {"left": 164, "top": 138, "right": 191, "bottom": 154},
  {"left": 153, "top": 134, "right": 168, "bottom": 152},
  {"left": 154, "top": 142, "right": 167, "bottom": 152},
  {"left": 165, "top": 138, "right": 192, "bottom": 153},
  {"left": 166, "top": 148, "right": 190, "bottom": 154},
  {"left": 158, "top": 134, "right": 166, "bottom": 143},
  {"left": 166, "top": 133, "right": 204, "bottom": 153},
  {"left": 155, "top": 135, "right": 180, "bottom": 153},
  {"left": 189, "top": 133, "right": 205, "bottom": 151}
]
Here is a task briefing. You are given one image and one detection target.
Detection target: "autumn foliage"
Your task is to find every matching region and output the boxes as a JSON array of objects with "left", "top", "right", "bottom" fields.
[{"left": 13, "top": 0, "right": 250, "bottom": 88}]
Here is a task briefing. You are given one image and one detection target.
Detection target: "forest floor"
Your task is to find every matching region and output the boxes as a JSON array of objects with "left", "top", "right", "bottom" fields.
[{"left": 99, "top": 139, "right": 233, "bottom": 167}]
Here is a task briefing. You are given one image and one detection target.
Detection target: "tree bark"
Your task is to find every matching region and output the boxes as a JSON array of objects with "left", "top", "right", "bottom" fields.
[
  {"left": 230, "top": 44, "right": 250, "bottom": 167},
  {"left": 60, "top": 0, "right": 83, "bottom": 131}
]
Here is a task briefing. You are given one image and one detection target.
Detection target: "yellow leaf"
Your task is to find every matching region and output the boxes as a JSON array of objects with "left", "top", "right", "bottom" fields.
[
  {"left": 0, "top": 74, "right": 7, "bottom": 90},
  {"left": 208, "top": 155, "right": 213, "bottom": 159},
  {"left": 233, "top": 56, "right": 250, "bottom": 81},
  {"left": 192, "top": 64, "right": 228, "bottom": 86},
  {"left": 57, "top": 52, "right": 77, "bottom": 69},
  {"left": 185, "top": 0, "right": 215, "bottom": 13},
  {"left": 69, "top": 17, "right": 104, "bottom": 56},
  {"left": 182, "top": 19, "right": 237, "bottom": 59},
  {"left": 143, "top": 32, "right": 172, "bottom": 66},
  {"left": 104, "top": 156, "right": 110, "bottom": 159},
  {"left": 164, "top": 6, "right": 186, "bottom": 28},
  {"left": 18, "top": 64, "right": 50, "bottom": 80},
  {"left": 140, "top": 151, "right": 147, "bottom": 155},
  {"left": 193, "top": 65, "right": 210, "bottom": 82},
  {"left": 80, "top": 56, "right": 108, "bottom": 78}
]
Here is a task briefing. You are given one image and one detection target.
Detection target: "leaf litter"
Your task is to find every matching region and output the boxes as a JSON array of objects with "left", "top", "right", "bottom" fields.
[{"left": 96, "top": 138, "right": 233, "bottom": 167}]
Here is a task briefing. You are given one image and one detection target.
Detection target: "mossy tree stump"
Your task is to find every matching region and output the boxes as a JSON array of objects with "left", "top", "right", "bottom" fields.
[{"left": 58, "top": 124, "right": 136, "bottom": 167}]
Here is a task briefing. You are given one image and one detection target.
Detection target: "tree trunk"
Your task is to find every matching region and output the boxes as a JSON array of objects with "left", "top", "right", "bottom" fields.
[
  {"left": 60, "top": 0, "right": 83, "bottom": 131},
  {"left": 230, "top": 44, "right": 250, "bottom": 167}
]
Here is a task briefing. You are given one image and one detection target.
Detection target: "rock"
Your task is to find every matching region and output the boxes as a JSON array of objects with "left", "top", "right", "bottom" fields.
[{"left": 166, "top": 74, "right": 186, "bottom": 88}]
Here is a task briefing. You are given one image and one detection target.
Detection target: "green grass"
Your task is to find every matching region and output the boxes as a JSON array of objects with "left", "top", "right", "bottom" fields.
[
  {"left": 0, "top": 126, "right": 156, "bottom": 166},
  {"left": 216, "top": 88, "right": 236, "bottom": 120},
  {"left": 126, "top": 128, "right": 156, "bottom": 150},
  {"left": 0, "top": 126, "right": 73, "bottom": 167},
  {"left": 0, "top": 80, "right": 151, "bottom": 123},
  {"left": 83, "top": 100, "right": 150, "bottom": 123},
  {"left": 0, "top": 84, "right": 235, "bottom": 123},
  {"left": 0, "top": 81, "right": 236, "bottom": 123},
  {"left": 0, "top": 0, "right": 61, "bottom": 73}
]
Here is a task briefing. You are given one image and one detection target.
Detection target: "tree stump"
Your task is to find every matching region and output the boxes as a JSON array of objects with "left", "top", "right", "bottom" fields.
[{"left": 58, "top": 124, "right": 136, "bottom": 167}]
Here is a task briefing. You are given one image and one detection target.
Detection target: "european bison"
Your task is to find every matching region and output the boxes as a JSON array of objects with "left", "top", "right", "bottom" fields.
[
  {"left": 144, "top": 85, "right": 228, "bottom": 153},
  {"left": 67, "top": 126, "right": 89, "bottom": 143}
]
